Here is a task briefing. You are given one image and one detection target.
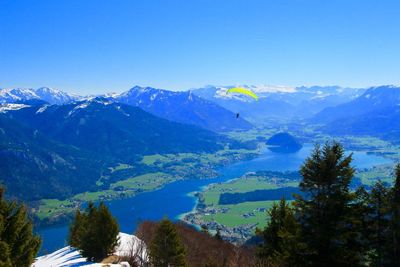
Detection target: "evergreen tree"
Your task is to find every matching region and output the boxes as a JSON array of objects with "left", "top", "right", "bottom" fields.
[
  {"left": 149, "top": 218, "right": 186, "bottom": 267},
  {"left": 68, "top": 209, "right": 86, "bottom": 248},
  {"left": 367, "top": 181, "right": 390, "bottom": 266},
  {"left": 78, "top": 202, "right": 98, "bottom": 261},
  {"left": 349, "top": 186, "right": 371, "bottom": 264},
  {"left": 257, "top": 198, "right": 305, "bottom": 266},
  {"left": 0, "top": 187, "right": 41, "bottom": 267},
  {"left": 294, "top": 142, "right": 363, "bottom": 266},
  {"left": 68, "top": 202, "right": 119, "bottom": 262},
  {"left": 388, "top": 164, "right": 400, "bottom": 265},
  {"left": 0, "top": 240, "right": 12, "bottom": 267},
  {"left": 92, "top": 202, "right": 119, "bottom": 260}
]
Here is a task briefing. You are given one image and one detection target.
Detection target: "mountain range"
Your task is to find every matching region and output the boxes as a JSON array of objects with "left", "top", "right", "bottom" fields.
[
  {"left": 0, "top": 86, "right": 252, "bottom": 132},
  {"left": 1, "top": 85, "right": 367, "bottom": 127},
  {"left": 2, "top": 83, "right": 400, "bottom": 200},
  {"left": 191, "top": 85, "right": 365, "bottom": 122},
  {"left": 115, "top": 86, "right": 252, "bottom": 132}
]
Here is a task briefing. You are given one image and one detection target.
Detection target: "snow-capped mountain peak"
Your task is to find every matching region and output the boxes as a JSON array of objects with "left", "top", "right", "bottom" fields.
[
  {"left": 0, "top": 88, "right": 39, "bottom": 103},
  {"left": 0, "top": 87, "right": 81, "bottom": 105}
]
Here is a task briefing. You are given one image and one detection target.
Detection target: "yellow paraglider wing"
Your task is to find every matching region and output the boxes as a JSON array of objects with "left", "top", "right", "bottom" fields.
[{"left": 226, "top": 87, "right": 259, "bottom": 101}]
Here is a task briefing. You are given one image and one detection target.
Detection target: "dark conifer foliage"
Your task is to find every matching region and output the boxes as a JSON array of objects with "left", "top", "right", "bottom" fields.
[
  {"left": 257, "top": 198, "right": 306, "bottom": 267},
  {"left": 68, "top": 201, "right": 119, "bottom": 262},
  {"left": 294, "top": 142, "right": 362, "bottom": 266},
  {"left": 149, "top": 218, "right": 187, "bottom": 267},
  {"left": 388, "top": 164, "right": 400, "bottom": 265},
  {"left": 367, "top": 181, "right": 391, "bottom": 265},
  {"left": 0, "top": 187, "right": 41, "bottom": 267},
  {"left": 0, "top": 240, "right": 12, "bottom": 267},
  {"left": 68, "top": 209, "right": 85, "bottom": 248}
]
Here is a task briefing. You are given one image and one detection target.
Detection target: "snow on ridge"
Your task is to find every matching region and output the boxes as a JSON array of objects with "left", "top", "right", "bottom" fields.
[
  {"left": 104, "top": 92, "right": 121, "bottom": 98},
  {"left": 0, "top": 87, "right": 80, "bottom": 104},
  {"left": 201, "top": 84, "right": 297, "bottom": 101},
  {"left": 32, "top": 233, "right": 146, "bottom": 267},
  {"left": 68, "top": 102, "right": 90, "bottom": 116},
  {"left": 36, "top": 104, "right": 50, "bottom": 114},
  {"left": 150, "top": 93, "right": 158, "bottom": 101},
  {"left": 0, "top": 88, "right": 39, "bottom": 102},
  {"left": 246, "top": 84, "right": 296, "bottom": 93},
  {"left": 0, "top": 103, "right": 31, "bottom": 113}
]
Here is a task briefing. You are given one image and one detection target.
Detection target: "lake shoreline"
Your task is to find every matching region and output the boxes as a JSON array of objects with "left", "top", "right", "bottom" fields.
[{"left": 36, "top": 144, "right": 394, "bottom": 254}]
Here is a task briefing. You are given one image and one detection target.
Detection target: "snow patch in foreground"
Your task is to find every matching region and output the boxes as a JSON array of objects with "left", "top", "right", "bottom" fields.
[{"left": 32, "top": 233, "right": 146, "bottom": 267}]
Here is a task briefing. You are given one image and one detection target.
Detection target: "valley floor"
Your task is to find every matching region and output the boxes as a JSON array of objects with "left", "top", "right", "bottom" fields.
[
  {"left": 33, "top": 147, "right": 261, "bottom": 227},
  {"left": 182, "top": 172, "right": 299, "bottom": 243}
]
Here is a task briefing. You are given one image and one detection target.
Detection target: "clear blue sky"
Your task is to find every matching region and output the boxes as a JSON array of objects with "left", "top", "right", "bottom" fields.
[{"left": 1, "top": 0, "right": 399, "bottom": 94}]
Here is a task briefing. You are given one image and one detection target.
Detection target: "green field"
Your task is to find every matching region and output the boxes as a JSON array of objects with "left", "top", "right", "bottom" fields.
[
  {"left": 202, "top": 176, "right": 296, "bottom": 206},
  {"left": 141, "top": 148, "right": 260, "bottom": 168},
  {"left": 225, "top": 128, "right": 276, "bottom": 142},
  {"left": 111, "top": 172, "right": 177, "bottom": 191},
  {"left": 203, "top": 200, "right": 276, "bottom": 228},
  {"left": 187, "top": 174, "right": 299, "bottom": 234},
  {"left": 356, "top": 164, "right": 395, "bottom": 185},
  {"left": 109, "top": 163, "right": 133, "bottom": 173}
]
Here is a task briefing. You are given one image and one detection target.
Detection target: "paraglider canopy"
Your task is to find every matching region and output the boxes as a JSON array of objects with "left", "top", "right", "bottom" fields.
[{"left": 226, "top": 87, "right": 259, "bottom": 101}]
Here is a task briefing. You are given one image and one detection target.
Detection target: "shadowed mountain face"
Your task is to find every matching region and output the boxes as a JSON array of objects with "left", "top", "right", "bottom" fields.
[
  {"left": 0, "top": 98, "right": 237, "bottom": 201},
  {"left": 6, "top": 98, "right": 226, "bottom": 157},
  {"left": 313, "top": 85, "right": 400, "bottom": 123},
  {"left": 313, "top": 86, "right": 400, "bottom": 142},
  {"left": 0, "top": 114, "right": 103, "bottom": 200},
  {"left": 322, "top": 105, "right": 400, "bottom": 142},
  {"left": 115, "top": 86, "right": 253, "bottom": 132}
]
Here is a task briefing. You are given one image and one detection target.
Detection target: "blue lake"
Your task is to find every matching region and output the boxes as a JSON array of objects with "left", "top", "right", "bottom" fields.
[{"left": 37, "top": 144, "right": 392, "bottom": 254}]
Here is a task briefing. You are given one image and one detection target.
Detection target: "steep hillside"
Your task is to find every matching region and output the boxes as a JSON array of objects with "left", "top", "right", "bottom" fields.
[
  {"left": 4, "top": 98, "right": 227, "bottom": 157},
  {"left": 323, "top": 105, "right": 400, "bottom": 142},
  {"left": 0, "top": 99, "right": 235, "bottom": 201},
  {"left": 315, "top": 86, "right": 400, "bottom": 141},
  {"left": 313, "top": 85, "right": 400, "bottom": 123},
  {"left": 0, "top": 114, "right": 103, "bottom": 200}
]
